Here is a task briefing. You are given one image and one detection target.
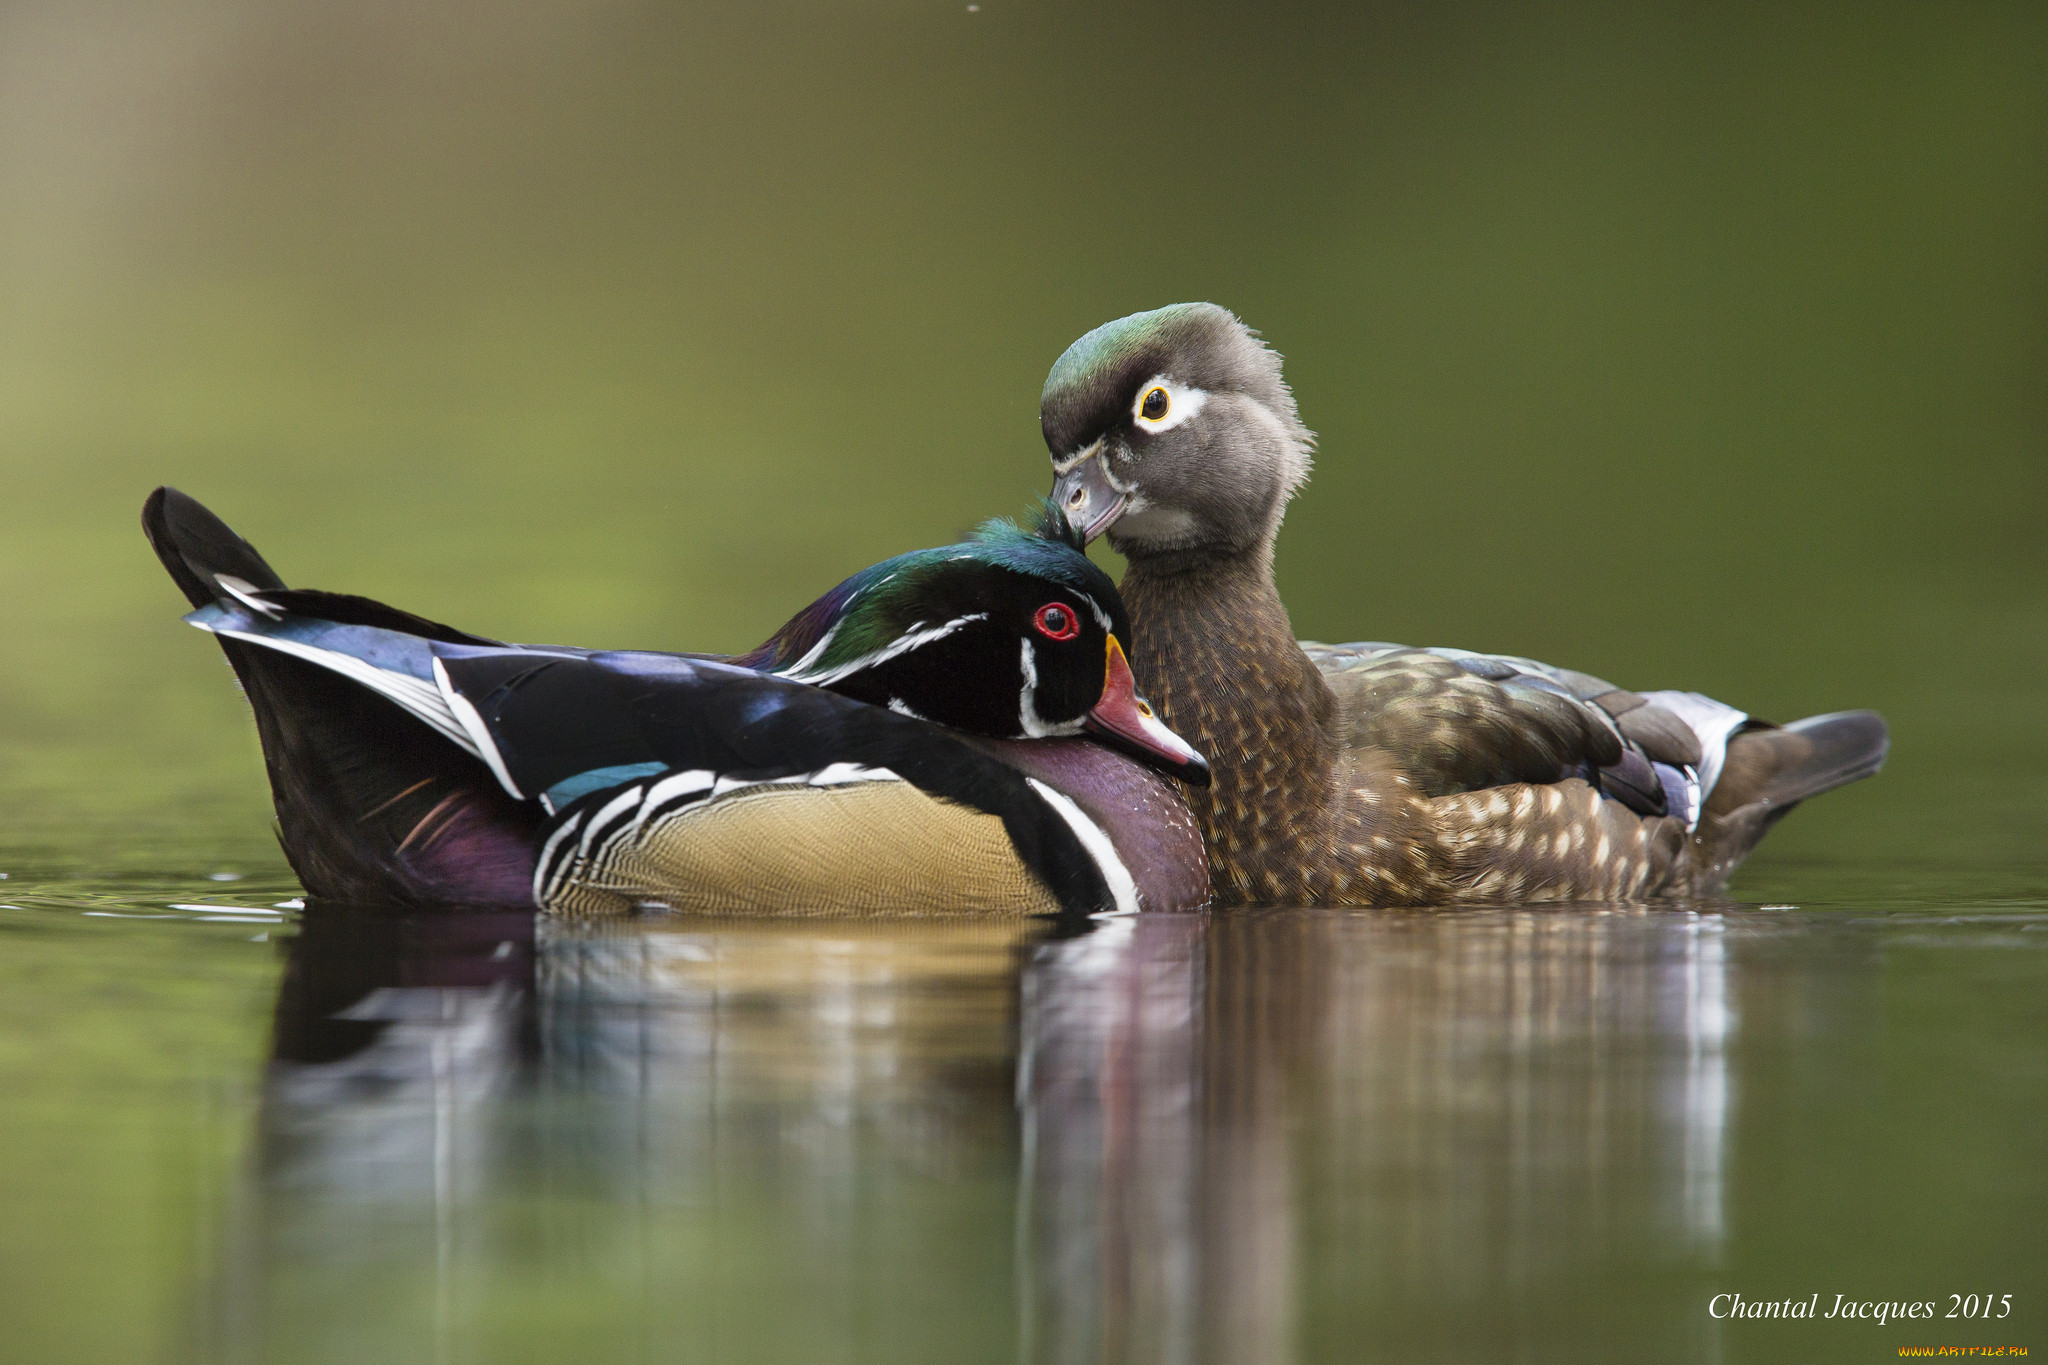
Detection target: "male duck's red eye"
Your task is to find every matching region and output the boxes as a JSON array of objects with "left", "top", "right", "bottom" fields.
[{"left": 1033, "top": 604, "right": 1078, "bottom": 640}]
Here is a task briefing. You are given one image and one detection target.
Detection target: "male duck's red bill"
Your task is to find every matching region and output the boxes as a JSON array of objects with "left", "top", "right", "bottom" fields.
[{"left": 1084, "top": 636, "right": 1207, "bottom": 785}]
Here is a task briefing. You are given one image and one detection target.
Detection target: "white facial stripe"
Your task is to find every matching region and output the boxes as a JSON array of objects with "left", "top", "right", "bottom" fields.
[
  {"left": 1098, "top": 451, "right": 1139, "bottom": 496},
  {"left": 1018, "top": 638, "right": 1040, "bottom": 734},
  {"left": 779, "top": 620, "right": 841, "bottom": 678},
  {"left": 1131, "top": 375, "right": 1209, "bottom": 435},
  {"left": 1025, "top": 779, "right": 1140, "bottom": 917},
  {"left": 1061, "top": 435, "right": 1141, "bottom": 499},
  {"left": 777, "top": 613, "right": 988, "bottom": 687},
  {"left": 1017, "top": 637, "right": 1085, "bottom": 739},
  {"left": 1078, "top": 594, "right": 1113, "bottom": 633},
  {"left": 1051, "top": 437, "right": 1103, "bottom": 475},
  {"left": 887, "top": 696, "right": 932, "bottom": 721}
]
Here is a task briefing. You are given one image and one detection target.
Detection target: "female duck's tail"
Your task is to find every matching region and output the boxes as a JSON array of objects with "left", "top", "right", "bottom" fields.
[
  {"left": 143, "top": 488, "right": 539, "bottom": 906},
  {"left": 1692, "top": 708, "right": 1890, "bottom": 890}
]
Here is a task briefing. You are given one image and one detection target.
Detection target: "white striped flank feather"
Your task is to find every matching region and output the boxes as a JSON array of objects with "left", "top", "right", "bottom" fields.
[
  {"left": 625, "top": 768, "right": 718, "bottom": 842},
  {"left": 431, "top": 656, "right": 524, "bottom": 801},
  {"left": 533, "top": 810, "right": 589, "bottom": 905},
  {"left": 532, "top": 765, "right": 910, "bottom": 911},
  {"left": 1024, "top": 779, "right": 1139, "bottom": 916}
]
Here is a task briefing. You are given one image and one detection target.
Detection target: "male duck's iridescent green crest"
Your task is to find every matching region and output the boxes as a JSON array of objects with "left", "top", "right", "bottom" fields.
[{"left": 733, "top": 508, "right": 1206, "bottom": 784}]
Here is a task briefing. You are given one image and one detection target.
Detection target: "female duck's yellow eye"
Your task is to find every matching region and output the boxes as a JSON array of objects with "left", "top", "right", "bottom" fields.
[{"left": 1139, "top": 387, "right": 1169, "bottom": 421}]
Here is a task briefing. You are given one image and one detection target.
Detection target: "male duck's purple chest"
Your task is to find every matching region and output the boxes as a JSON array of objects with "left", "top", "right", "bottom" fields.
[{"left": 966, "top": 737, "right": 1211, "bottom": 913}]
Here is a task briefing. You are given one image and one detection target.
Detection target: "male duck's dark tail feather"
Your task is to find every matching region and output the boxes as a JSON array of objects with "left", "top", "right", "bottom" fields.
[
  {"left": 144, "top": 486, "right": 287, "bottom": 608},
  {"left": 145, "top": 486, "right": 499, "bottom": 647},
  {"left": 144, "top": 487, "right": 539, "bottom": 906},
  {"left": 1693, "top": 709, "right": 1890, "bottom": 890}
]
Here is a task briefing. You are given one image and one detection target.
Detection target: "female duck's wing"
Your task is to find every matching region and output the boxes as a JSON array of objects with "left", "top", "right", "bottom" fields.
[{"left": 1306, "top": 642, "right": 1750, "bottom": 826}]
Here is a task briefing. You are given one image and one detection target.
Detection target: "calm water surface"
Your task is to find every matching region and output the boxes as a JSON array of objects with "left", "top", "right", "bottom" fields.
[
  {"left": 3, "top": 849, "right": 2041, "bottom": 1365},
  {"left": 3, "top": 1, "right": 2043, "bottom": 1360}
]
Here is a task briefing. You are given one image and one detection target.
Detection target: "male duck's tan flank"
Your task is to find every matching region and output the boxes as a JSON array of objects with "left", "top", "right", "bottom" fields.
[{"left": 1042, "top": 303, "right": 1888, "bottom": 907}]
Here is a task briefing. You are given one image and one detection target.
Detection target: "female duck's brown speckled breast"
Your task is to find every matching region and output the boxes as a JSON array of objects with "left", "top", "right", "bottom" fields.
[{"left": 1117, "top": 558, "right": 1420, "bottom": 907}]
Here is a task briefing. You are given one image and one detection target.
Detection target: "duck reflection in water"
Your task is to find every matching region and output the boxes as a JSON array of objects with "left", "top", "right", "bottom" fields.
[
  {"left": 1018, "top": 910, "right": 1732, "bottom": 1363},
  {"left": 226, "top": 903, "right": 1734, "bottom": 1364}
]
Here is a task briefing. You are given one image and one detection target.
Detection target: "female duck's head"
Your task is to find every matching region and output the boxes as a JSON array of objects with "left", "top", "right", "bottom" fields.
[
  {"left": 1040, "top": 302, "right": 1315, "bottom": 562},
  {"left": 736, "top": 513, "right": 1209, "bottom": 785}
]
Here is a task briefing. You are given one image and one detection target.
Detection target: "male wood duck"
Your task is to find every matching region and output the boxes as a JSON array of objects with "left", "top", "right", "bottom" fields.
[
  {"left": 145, "top": 488, "right": 1210, "bottom": 917},
  {"left": 1041, "top": 304, "right": 1889, "bottom": 907}
]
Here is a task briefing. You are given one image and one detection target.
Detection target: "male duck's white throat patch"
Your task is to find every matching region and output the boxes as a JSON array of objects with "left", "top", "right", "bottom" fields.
[{"left": 1017, "top": 638, "right": 1083, "bottom": 739}]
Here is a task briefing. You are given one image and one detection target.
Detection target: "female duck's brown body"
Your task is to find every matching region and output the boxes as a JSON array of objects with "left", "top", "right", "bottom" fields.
[
  {"left": 1045, "top": 304, "right": 1888, "bottom": 907},
  {"left": 1120, "top": 553, "right": 1720, "bottom": 906}
]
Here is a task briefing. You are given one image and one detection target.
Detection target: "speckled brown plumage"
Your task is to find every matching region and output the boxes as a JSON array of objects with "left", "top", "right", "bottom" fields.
[
  {"left": 1122, "top": 557, "right": 1366, "bottom": 904},
  {"left": 1120, "top": 555, "right": 1865, "bottom": 908},
  {"left": 1043, "top": 302, "right": 1888, "bottom": 907}
]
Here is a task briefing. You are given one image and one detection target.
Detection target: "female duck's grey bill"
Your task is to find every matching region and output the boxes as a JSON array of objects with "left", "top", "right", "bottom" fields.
[{"left": 1050, "top": 454, "right": 1124, "bottom": 545}]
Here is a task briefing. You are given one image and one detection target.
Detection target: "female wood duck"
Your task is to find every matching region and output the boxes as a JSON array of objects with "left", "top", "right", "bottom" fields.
[
  {"left": 144, "top": 488, "right": 1210, "bottom": 917},
  {"left": 1041, "top": 304, "right": 1889, "bottom": 907}
]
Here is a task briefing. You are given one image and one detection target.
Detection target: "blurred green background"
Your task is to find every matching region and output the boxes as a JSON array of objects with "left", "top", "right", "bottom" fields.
[
  {"left": 2, "top": 0, "right": 2042, "bottom": 887},
  {"left": 1, "top": 3, "right": 2044, "bottom": 1362}
]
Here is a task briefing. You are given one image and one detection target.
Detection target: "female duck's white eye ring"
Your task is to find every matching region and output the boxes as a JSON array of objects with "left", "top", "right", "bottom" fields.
[{"left": 1130, "top": 375, "right": 1209, "bottom": 435}]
